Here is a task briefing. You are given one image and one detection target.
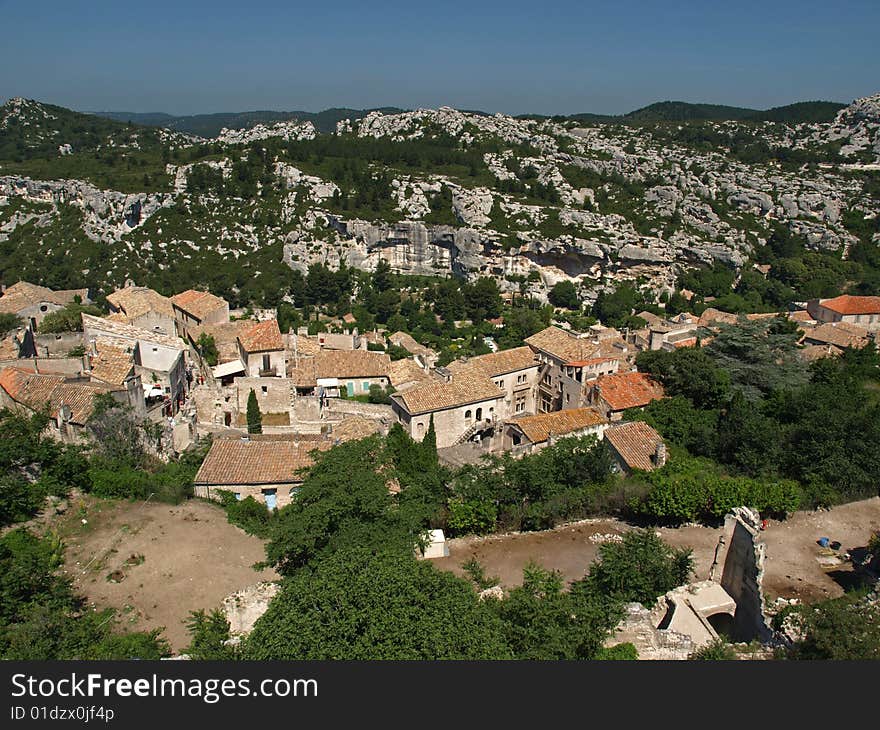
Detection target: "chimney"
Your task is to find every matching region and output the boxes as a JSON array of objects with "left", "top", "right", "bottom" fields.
[{"left": 652, "top": 441, "right": 667, "bottom": 468}]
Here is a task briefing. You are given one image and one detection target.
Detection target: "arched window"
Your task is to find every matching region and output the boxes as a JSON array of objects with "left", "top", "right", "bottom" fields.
[
  {"left": 465, "top": 410, "right": 472, "bottom": 420},
  {"left": 475, "top": 407, "right": 483, "bottom": 420}
]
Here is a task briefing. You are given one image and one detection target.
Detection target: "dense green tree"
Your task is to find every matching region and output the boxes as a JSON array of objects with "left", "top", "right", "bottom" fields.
[
  {"left": 548, "top": 280, "right": 580, "bottom": 309},
  {"left": 243, "top": 547, "right": 513, "bottom": 659},
  {"left": 783, "top": 590, "right": 880, "bottom": 660},
  {"left": 196, "top": 332, "right": 219, "bottom": 367},
  {"left": 246, "top": 389, "right": 263, "bottom": 434},
  {"left": 37, "top": 302, "right": 102, "bottom": 333},
  {"left": 584, "top": 529, "right": 693, "bottom": 605}
]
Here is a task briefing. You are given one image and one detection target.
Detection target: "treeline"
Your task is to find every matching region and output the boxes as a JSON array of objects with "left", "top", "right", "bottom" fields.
[{"left": 633, "top": 321, "right": 880, "bottom": 517}]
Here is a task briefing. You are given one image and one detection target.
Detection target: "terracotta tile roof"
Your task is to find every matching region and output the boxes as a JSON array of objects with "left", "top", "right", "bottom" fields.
[
  {"left": 89, "top": 341, "right": 134, "bottom": 386},
  {"left": 507, "top": 407, "right": 607, "bottom": 444},
  {"left": 818, "top": 295, "right": 880, "bottom": 316},
  {"left": 788, "top": 310, "right": 815, "bottom": 323},
  {"left": 106, "top": 286, "right": 173, "bottom": 321},
  {"left": 194, "top": 435, "right": 332, "bottom": 485},
  {"left": 525, "top": 326, "right": 629, "bottom": 365},
  {"left": 238, "top": 319, "right": 284, "bottom": 353},
  {"left": 801, "top": 321, "right": 870, "bottom": 349},
  {"left": 604, "top": 421, "right": 665, "bottom": 472},
  {"left": 388, "top": 358, "right": 433, "bottom": 388},
  {"left": 287, "top": 356, "right": 317, "bottom": 388},
  {"left": 593, "top": 372, "right": 665, "bottom": 412},
  {"left": 287, "top": 333, "right": 321, "bottom": 356},
  {"left": 0, "top": 365, "right": 110, "bottom": 424},
  {"left": 392, "top": 373, "right": 503, "bottom": 415},
  {"left": 171, "top": 289, "right": 229, "bottom": 321},
  {"left": 314, "top": 349, "right": 390, "bottom": 379},
  {"left": 81, "top": 313, "right": 184, "bottom": 350},
  {"left": 192, "top": 320, "right": 256, "bottom": 363},
  {"left": 330, "top": 416, "right": 382, "bottom": 443},
  {"left": 446, "top": 346, "right": 537, "bottom": 378},
  {"left": 0, "top": 281, "right": 88, "bottom": 314}
]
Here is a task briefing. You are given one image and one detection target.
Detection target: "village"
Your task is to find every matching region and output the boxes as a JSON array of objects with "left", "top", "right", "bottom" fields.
[{"left": 0, "top": 278, "right": 878, "bottom": 511}]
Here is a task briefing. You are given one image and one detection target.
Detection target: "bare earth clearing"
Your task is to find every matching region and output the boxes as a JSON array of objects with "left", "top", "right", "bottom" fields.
[
  {"left": 54, "top": 495, "right": 276, "bottom": 651},
  {"left": 433, "top": 497, "right": 880, "bottom": 604}
]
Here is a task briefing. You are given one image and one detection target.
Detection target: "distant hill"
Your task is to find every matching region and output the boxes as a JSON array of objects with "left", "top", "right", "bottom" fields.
[
  {"left": 93, "top": 106, "right": 407, "bottom": 137},
  {"left": 623, "top": 101, "right": 759, "bottom": 122},
  {"left": 748, "top": 101, "right": 846, "bottom": 123}
]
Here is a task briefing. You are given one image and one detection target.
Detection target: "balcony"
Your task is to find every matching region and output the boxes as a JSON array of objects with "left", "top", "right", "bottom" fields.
[{"left": 258, "top": 366, "right": 277, "bottom": 377}]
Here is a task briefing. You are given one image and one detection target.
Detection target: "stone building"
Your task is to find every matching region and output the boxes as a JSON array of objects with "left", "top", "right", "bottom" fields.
[
  {"left": 503, "top": 406, "right": 609, "bottom": 454},
  {"left": 193, "top": 434, "right": 332, "bottom": 510},
  {"left": 587, "top": 371, "right": 665, "bottom": 421},
  {"left": 106, "top": 285, "right": 176, "bottom": 336},
  {"left": 0, "top": 365, "right": 122, "bottom": 443},
  {"left": 0, "top": 281, "right": 91, "bottom": 330},
  {"left": 525, "top": 325, "right": 629, "bottom": 413},
  {"left": 237, "top": 320, "right": 286, "bottom": 378},
  {"left": 389, "top": 373, "right": 506, "bottom": 448},
  {"left": 807, "top": 295, "right": 880, "bottom": 332},
  {"left": 603, "top": 421, "right": 666, "bottom": 474},
  {"left": 314, "top": 349, "right": 391, "bottom": 397},
  {"left": 170, "top": 289, "right": 230, "bottom": 339},
  {"left": 446, "top": 346, "right": 540, "bottom": 417}
]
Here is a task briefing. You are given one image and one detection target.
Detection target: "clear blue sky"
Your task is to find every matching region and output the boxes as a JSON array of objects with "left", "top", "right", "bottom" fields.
[{"left": 2, "top": 0, "right": 878, "bottom": 116}]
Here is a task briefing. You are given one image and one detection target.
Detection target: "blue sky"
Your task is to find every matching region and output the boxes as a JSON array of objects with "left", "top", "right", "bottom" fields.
[{"left": 1, "top": 0, "right": 878, "bottom": 115}]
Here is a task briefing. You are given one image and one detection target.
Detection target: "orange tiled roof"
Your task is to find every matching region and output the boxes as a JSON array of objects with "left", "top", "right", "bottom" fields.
[
  {"left": 171, "top": 289, "right": 229, "bottom": 321},
  {"left": 287, "top": 356, "right": 317, "bottom": 388},
  {"left": 593, "top": 372, "right": 665, "bottom": 412},
  {"left": 0, "top": 366, "right": 110, "bottom": 424},
  {"left": 446, "top": 346, "right": 537, "bottom": 378},
  {"left": 238, "top": 320, "right": 284, "bottom": 353},
  {"left": 192, "top": 320, "right": 255, "bottom": 363},
  {"left": 818, "top": 295, "right": 880, "bottom": 316},
  {"left": 604, "top": 421, "right": 665, "bottom": 471},
  {"left": 392, "top": 373, "right": 503, "bottom": 415},
  {"left": 315, "top": 349, "right": 390, "bottom": 379},
  {"left": 194, "top": 436, "right": 332, "bottom": 485},
  {"left": 89, "top": 340, "right": 134, "bottom": 386},
  {"left": 388, "top": 358, "right": 432, "bottom": 388},
  {"left": 508, "top": 407, "right": 607, "bottom": 444},
  {"left": 525, "top": 326, "right": 629, "bottom": 365},
  {"left": 82, "top": 313, "right": 184, "bottom": 350}
]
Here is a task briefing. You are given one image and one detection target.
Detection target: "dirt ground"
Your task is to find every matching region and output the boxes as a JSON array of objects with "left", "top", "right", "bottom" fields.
[
  {"left": 54, "top": 495, "right": 277, "bottom": 652},
  {"left": 433, "top": 496, "right": 880, "bottom": 604}
]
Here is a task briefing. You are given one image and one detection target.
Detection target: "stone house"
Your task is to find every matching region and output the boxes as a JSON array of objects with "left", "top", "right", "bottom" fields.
[
  {"left": 503, "top": 407, "right": 609, "bottom": 454},
  {"left": 0, "top": 365, "right": 124, "bottom": 443},
  {"left": 525, "top": 325, "right": 627, "bottom": 413},
  {"left": 237, "top": 320, "right": 286, "bottom": 378},
  {"left": 388, "top": 330, "right": 439, "bottom": 368},
  {"left": 106, "top": 285, "right": 176, "bottom": 337},
  {"left": 86, "top": 338, "right": 146, "bottom": 416},
  {"left": 603, "top": 421, "right": 667, "bottom": 474},
  {"left": 800, "top": 321, "right": 871, "bottom": 350},
  {"left": 446, "top": 346, "right": 540, "bottom": 417},
  {"left": 807, "top": 295, "right": 880, "bottom": 332},
  {"left": 389, "top": 373, "right": 506, "bottom": 448},
  {"left": 81, "top": 314, "right": 188, "bottom": 415},
  {"left": 314, "top": 349, "right": 391, "bottom": 397},
  {"left": 170, "top": 289, "right": 230, "bottom": 339},
  {"left": 193, "top": 434, "right": 333, "bottom": 510},
  {"left": 0, "top": 281, "right": 91, "bottom": 330},
  {"left": 587, "top": 371, "right": 665, "bottom": 421}
]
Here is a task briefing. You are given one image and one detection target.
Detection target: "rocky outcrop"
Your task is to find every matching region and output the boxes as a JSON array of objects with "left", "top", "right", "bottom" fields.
[{"left": 215, "top": 120, "right": 317, "bottom": 145}]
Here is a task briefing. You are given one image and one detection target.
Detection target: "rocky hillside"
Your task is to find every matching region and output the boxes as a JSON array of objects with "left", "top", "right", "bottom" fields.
[{"left": 0, "top": 94, "right": 878, "bottom": 308}]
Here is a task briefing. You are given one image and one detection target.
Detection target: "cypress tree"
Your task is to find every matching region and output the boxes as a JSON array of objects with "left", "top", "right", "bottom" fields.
[{"left": 246, "top": 389, "right": 263, "bottom": 434}]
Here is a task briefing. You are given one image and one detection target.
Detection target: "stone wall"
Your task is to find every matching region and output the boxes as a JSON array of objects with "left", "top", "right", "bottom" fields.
[
  {"left": 34, "top": 332, "right": 84, "bottom": 357},
  {"left": 719, "top": 507, "right": 775, "bottom": 644}
]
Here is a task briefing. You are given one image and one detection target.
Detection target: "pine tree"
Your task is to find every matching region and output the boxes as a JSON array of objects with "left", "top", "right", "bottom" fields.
[{"left": 246, "top": 389, "right": 262, "bottom": 434}]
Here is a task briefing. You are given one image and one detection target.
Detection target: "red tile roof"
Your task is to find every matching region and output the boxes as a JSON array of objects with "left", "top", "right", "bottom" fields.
[
  {"left": 0, "top": 366, "right": 111, "bottom": 424},
  {"left": 446, "top": 346, "right": 537, "bottom": 378},
  {"left": 194, "top": 436, "right": 332, "bottom": 485},
  {"left": 170, "top": 289, "right": 229, "bottom": 321},
  {"left": 593, "top": 372, "right": 665, "bottom": 412},
  {"left": 604, "top": 421, "right": 665, "bottom": 471},
  {"left": 819, "top": 295, "right": 880, "bottom": 316},
  {"left": 238, "top": 319, "right": 284, "bottom": 353},
  {"left": 507, "top": 407, "right": 607, "bottom": 444}
]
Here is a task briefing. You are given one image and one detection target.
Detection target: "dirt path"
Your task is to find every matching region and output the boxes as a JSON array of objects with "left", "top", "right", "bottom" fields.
[
  {"left": 433, "top": 497, "right": 880, "bottom": 604},
  {"left": 56, "top": 495, "right": 277, "bottom": 652}
]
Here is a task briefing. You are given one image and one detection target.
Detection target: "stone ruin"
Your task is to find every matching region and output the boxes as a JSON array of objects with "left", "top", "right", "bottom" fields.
[{"left": 606, "top": 506, "right": 778, "bottom": 660}]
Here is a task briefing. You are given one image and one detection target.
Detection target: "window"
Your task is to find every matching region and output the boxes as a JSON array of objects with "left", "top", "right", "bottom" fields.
[
  {"left": 465, "top": 410, "right": 472, "bottom": 420},
  {"left": 416, "top": 422, "right": 425, "bottom": 436},
  {"left": 475, "top": 407, "right": 483, "bottom": 420},
  {"left": 496, "top": 379, "right": 504, "bottom": 389},
  {"left": 363, "top": 381, "right": 370, "bottom": 392},
  {"left": 261, "top": 386, "right": 267, "bottom": 394}
]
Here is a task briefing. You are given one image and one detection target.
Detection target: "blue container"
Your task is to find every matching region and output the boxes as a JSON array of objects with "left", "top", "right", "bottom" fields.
[{"left": 818, "top": 537, "right": 830, "bottom": 547}]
